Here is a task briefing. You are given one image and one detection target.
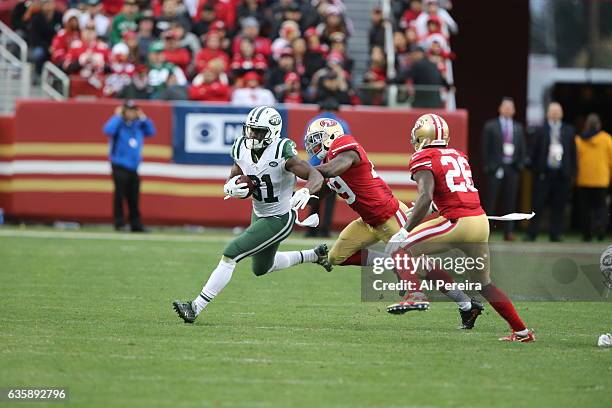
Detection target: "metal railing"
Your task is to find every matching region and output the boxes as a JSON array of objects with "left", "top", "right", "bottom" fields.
[
  {"left": 0, "top": 20, "right": 31, "bottom": 113},
  {"left": 41, "top": 61, "right": 70, "bottom": 100}
]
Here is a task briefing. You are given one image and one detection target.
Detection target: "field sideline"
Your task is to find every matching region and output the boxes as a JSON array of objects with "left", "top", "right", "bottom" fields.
[{"left": 1, "top": 227, "right": 611, "bottom": 408}]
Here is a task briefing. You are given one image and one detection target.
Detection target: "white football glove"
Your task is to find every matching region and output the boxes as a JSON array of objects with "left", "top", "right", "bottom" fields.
[
  {"left": 223, "top": 175, "right": 249, "bottom": 199},
  {"left": 385, "top": 228, "right": 409, "bottom": 255},
  {"left": 290, "top": 187, "right": 311, "bottom": 210}
]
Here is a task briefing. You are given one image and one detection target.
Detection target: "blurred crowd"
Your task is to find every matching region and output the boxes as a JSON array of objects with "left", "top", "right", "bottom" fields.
[
  {"left": 9, "top": 0, "right": 457, "bottom": 106},
  {"left": 10, "top": 0, "right": 362, "bottom": 104},
  {"left": 367, "top": 0, "right": 456, "bottom": 107}
]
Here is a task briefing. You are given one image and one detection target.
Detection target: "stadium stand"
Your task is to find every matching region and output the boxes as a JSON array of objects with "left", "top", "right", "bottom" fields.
[{"left": 3, "top": 0, "right": 457, "bottom": 109}]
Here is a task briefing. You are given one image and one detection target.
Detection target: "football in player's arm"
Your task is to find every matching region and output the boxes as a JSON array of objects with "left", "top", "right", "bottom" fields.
[{"left": 172, "top": 106, "right": 331, "bottom": 324}]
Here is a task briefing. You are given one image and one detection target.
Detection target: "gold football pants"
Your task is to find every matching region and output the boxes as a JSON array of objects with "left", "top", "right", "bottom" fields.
[{"left": 329, "top": 202, "right": 411, "bottom": 265}]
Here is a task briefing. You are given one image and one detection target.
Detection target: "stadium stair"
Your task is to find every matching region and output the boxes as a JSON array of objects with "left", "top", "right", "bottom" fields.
[{"left": 345, "top": 0, "right": 375, "bottom": 86}]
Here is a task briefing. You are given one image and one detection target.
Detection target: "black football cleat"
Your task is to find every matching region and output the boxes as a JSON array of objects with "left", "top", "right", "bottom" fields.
[
  {"left": 459, "top": 299, "right": 484, "bottom": 329},
  {"left": 314, "top": 244, "right": 333, "bottom": 272},
  {"left": 172, "top": 300, "right": 196, "bottom": 323}
]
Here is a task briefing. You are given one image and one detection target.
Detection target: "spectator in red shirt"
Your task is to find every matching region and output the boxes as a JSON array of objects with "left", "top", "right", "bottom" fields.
[
  {"left": 427, "top": 38, "right": 454, "bottom": 79},
  {"left": 103, "top": 0, "right": 124, "bottom": 16},
  {"left": 161, "top": 30, "right": 191, "bottom": 74},
  {"left": 231, "top": 17, "right": 272, "bottom": 58},
  {"left": 277, "top": 72, "right": 303, "bottom": 104},
  {"left": 399, "top": 0, "right": 422, "bottom": 30},
  {"left": 51, "top": 8, "right": 81, "bottom": 67},
  {"left": 63, "top": 23, "right": 110, "bottom": 88},
  {"left": 230, "top": 37, "right": 267, "bottom": 79},
  {"left": 209, "top": 20, "right": 232, "bottom": 54},
  {"left": 420, "top": 15, "right": 448, "bottom": 42},
  {"left": 195, "top": 30, "right": 229, "bottom": 73},
  {"left": 189, "top": 62, "right": 231, "bottom": 102},
  {"left": 304, "top": 27, "right": 328, "bottom": 57}
]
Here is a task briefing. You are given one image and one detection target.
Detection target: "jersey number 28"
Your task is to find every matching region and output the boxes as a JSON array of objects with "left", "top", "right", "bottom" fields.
[{"left": 440, "top": 155, "right": 477, "bottom": 193}]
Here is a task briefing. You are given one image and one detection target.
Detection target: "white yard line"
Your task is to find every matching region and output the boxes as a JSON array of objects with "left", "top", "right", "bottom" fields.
[
  {"left": 0, "top": 229, "right": 605, "bottom": 254},
  {"left": 0, "top": 229, "right": 328, "bottom": 247}
]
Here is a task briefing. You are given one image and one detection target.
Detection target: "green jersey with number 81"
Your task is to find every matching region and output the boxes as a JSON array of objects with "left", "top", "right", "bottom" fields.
[{"left": 231, "top": 136, "right": 298, "bottom": 217}]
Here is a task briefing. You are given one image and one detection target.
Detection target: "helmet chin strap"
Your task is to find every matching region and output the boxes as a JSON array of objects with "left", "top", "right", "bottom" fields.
[{"left": 248, "top": 137, "right": 271, "bottom": 150}]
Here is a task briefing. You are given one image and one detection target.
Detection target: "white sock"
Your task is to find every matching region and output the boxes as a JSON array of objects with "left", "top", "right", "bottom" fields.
[
  {"left": 445, "top": 289, "right": 472, "bottom": 310},
  {"left": 269, "top": 250, "right": 317, "bottom": 272},
  {"left": 515, "top": 328, "right": 529, "bottom": 336},
  {"left": 192, "top": 258, "right": 236, "bottom": 315}
]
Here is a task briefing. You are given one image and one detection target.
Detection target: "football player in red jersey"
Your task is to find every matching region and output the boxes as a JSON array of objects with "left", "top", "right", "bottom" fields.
[
  {"left": 385, "top": 113, "right": 535, "bottom": 342},
  {"left": 305, "top": 118, "right": 484, "bottom": 325}
]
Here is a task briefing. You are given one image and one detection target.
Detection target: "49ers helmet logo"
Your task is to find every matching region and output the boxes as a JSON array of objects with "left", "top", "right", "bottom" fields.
[
  {"left": 319, "top": 119, "right": 338, "bottom": 127},
  {"left": 414, "top": 118, "right": 425, "bottom": 132}
]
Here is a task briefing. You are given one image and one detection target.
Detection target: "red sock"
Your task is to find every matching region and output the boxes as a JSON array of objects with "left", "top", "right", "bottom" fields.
[
  {"left": 479, "top": 283, "right": 526, "bottom": 332},
  {"left": 424, "top": 267, "right": 455, "bottom": 294},
  {"left": 340, "top": 250, "right": 363, "bottom": 266}
]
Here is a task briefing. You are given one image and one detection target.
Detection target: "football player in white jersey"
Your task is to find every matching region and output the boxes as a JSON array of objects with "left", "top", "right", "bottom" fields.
[{"left": 173, "top": 106, "right": 331, "bottom": 323}]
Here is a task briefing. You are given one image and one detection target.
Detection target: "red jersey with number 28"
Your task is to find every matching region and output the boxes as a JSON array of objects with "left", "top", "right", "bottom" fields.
[
  {"left": 325, "top": 135, "right": 399, "bottom": 226},
  {"left": 409, "top": 147, "right": 484, "bottom": 219}
]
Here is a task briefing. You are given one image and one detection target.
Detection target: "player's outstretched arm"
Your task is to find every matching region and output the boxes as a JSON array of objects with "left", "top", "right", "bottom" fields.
[
  {"left": 285, "top": 156, "right": 324, "bottom": 194},
  {"left": 315, "top": 150, "right": 360, "bottom": 178},
  {"left": 404, "top": 170, "right": 435, "bottom": 232}
]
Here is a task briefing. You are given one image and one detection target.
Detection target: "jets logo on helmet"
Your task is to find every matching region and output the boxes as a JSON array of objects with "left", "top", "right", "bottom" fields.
[
  {"left": 411, "top": 113, "right": 450, "bottom": 152},
  {"left": 269, "top": 115, "right": 281, "bottom": 126},
  {"left": 243, "top": 106, "right": 283, "bottom": 150},
  {"left": 305, "top": 118, "right": 344, "bottom": 160}
]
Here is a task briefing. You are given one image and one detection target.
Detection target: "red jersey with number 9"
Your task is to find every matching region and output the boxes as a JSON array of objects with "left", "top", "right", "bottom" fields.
[
  {"left": 409, "top": 147, "right": 484, "bottom": 219},
  {"left": 325, "top": 135, "right": 400, "bottom": 226}
]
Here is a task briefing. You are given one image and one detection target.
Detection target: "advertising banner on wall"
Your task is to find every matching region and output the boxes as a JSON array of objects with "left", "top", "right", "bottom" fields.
[
  {"left": 172, "top": 103, "right": 289, "bottom": 165},
  {"left": 4, "top": 100, "right": 467, "bottom": 227}
]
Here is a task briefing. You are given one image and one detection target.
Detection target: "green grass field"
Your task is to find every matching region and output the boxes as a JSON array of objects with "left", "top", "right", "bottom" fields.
[{"left": 1, "top": 227, "right": 611, "bottom": 408}]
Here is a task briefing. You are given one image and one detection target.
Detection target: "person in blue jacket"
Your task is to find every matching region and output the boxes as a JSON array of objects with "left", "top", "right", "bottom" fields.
[
  {"left": 304, "top": 98, "right": 351, "bottom": 237},
  {"left": 103, "top": 100, "right": 156, "bottom": 232}
]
